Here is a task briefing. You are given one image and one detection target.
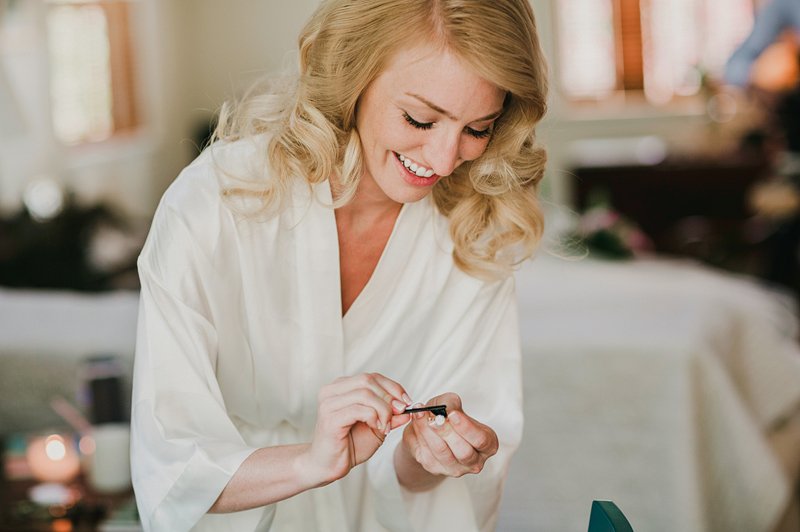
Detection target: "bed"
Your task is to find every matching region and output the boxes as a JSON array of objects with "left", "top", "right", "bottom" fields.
[{"left": 499, "top": 255, "right": 800, "bottom": 531}]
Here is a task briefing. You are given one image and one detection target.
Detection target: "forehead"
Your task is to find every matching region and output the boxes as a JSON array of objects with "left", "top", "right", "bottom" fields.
[{"left": 371, "top": 43, "right": 505, "bottom": 119}]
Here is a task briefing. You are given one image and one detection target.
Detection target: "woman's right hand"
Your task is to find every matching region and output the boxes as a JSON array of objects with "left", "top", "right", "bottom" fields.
[{"left": 302, "top": 373, "right": 412, "bottom": 485}]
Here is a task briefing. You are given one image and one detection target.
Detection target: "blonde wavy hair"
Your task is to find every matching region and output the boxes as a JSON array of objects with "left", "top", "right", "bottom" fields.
[{"left": 215, "top": 0, "right": 548, "bottom": 280}]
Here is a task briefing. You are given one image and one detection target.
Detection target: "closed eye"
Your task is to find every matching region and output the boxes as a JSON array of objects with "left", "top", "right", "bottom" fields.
[
  {"left": 403, "top": 111, "right": 493, "bottom": 140},
  {"left": 403, "top": 112, "right": 433, "bottom": 130},
  {"left": 465, "top": 126, "right": 492, "bottom": 139}
]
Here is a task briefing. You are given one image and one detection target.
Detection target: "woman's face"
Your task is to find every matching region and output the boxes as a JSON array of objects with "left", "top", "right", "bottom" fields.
[{"left": 355, "top": 43, "right": 506, "bottom": 205}]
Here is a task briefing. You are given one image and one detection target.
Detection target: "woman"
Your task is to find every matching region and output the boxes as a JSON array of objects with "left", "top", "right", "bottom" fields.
[{"left": 131, "top": 0, "right": 548, "bottom": 530}]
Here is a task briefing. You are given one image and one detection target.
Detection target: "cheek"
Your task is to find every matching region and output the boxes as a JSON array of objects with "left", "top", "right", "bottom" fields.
[
  {"left": 383, "top": 124, "right": 423, "bottom": 153},
  {"left": 461, "top": 138, "right": 492, "bottom": 162}
]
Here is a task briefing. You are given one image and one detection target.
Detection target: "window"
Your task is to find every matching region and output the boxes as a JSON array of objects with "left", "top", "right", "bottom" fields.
[
  {"left": 46, "top": 0, "right": 139, "bottom": 145},
  {"left": 558, "top": 0, "right": 756, "bottom": 104}
]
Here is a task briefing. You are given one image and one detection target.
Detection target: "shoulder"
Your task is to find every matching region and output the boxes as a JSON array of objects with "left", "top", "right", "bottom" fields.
[
  {"left": 409, "top": 196, "right": 514, "bottom": 295},
  {"left": 424, "top": 196, "right": 518, "bottom": 300},
  {"left": 417, "top": 195, "right": 454, "bottom": 255},
  {"left": 161, "top": 135, "right": 271, "bottom": 216},
  {"left": 141, "top": 135, "right": 274, "bottom": 264}
]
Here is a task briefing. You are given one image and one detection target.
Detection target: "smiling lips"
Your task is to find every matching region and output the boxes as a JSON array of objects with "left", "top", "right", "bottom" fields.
[{"left": 396, "top": 153, "right": 435, "bottom": 178}]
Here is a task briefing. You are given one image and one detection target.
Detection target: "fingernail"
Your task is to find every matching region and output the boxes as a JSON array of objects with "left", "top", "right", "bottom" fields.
[
  {"left": 449, "top": 411, "right": 461, "bottom": 424},
  {"left": 402, "top": 393, "right": 412, "bottom": 405},
  {"left": 429, "top": 415, "right": 446, "bottom": 427},
  {"left": 384, "top": 422, "right": 391, "bottom": 435},
  {"left": 392, "top": 400, "right": 406, "bottom": 412},
  {"left": 377, "top": 420, "right": 384, "bottom": 431}
]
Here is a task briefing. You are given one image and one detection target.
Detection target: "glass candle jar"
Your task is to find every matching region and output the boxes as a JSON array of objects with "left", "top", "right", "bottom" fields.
[{"left": 25, "top": 433, "right": 81, "bottom": 484}]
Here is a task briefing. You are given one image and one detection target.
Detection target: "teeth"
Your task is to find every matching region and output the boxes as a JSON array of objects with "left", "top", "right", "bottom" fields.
[{"left": 396, "top": 153, "right": 434, "bottom": 178}]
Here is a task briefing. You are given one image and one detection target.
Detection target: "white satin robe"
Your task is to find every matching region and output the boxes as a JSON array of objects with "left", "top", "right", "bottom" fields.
[{"left": 131, "top": 138, "right": 523, "bottom": 531}]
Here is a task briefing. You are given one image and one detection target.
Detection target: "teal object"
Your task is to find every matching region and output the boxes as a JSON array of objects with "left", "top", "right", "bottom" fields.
[{"left": 588, "top": 500, "right": 634, "bottom": 532}]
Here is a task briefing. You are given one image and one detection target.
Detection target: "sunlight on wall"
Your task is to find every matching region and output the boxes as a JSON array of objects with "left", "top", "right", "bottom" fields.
[
  {"left": 643, "top": 0, "right": 754, "bottom": 103},
  {"left": 557, "top": 0, "right": 616, "bottom": 100},
  {"left": 558, "top": 0, "right": 755, "bottom": 103},
  {"left": 48, "top": 4, "right": 113, "bottom": 144}
]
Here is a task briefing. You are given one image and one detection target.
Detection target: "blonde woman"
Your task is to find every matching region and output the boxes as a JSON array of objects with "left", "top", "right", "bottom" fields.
[{"left": 131, "top": 0, "right": 548, "bottom": 530}]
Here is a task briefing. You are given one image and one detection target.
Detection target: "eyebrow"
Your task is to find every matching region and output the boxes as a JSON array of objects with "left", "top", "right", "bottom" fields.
[{"left": 406, "top": 92, "right": 503, "bottom": 122}]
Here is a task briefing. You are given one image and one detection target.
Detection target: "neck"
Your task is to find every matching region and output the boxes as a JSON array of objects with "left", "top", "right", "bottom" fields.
[{"left": 331, "top": 173, "right": 401, "bottom": 228}]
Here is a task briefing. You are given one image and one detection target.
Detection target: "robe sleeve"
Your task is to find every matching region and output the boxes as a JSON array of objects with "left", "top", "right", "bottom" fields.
[
  {"left": 367, "top": 276, "right": 523, "bottom": 532},
  {"left": 131, "top": 199, "right": 262, "bottom": 531}
]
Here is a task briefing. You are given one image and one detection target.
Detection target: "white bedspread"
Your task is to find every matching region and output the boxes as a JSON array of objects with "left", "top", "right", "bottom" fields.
[{"left": 499, "top": 256, "right": 800, "bottom": 532}]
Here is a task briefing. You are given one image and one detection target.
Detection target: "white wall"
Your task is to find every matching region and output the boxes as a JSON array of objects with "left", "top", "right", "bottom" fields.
[
  {"left": 0, "top": 0, "right": 717, "bottom": 219},
  {"left": 0, "top": 1, "right": 58, "bottom": 213},
  {"left": 0, "top": 0, "right": 164, "bottom": 217},
  {"left": 154, "top": 0, "right": 322, "bottom": 207},
  {"left": 0, "top": 0, "right": 320, "bottom": 219}
]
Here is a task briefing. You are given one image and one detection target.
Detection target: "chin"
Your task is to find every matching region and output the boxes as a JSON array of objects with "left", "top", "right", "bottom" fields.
[{"left": 387, "top": 187, "right": 433, "bottom": 204}]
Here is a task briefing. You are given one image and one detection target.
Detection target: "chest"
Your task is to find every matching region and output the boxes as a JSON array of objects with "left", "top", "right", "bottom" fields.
[{"left": 336, "top": 216, "right": 397, "bottom": 315}]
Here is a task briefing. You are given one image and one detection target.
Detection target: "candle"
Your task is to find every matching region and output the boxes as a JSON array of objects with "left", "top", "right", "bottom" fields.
[
  {"left": 26, "top": 433, "right": 81, "bottom": 484},
  {"left": 85, "top": 423, "right": 131, "bottom": 493}
]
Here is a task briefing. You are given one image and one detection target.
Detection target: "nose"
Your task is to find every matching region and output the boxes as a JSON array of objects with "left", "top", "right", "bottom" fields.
[{"left": 424, "top": 128, "right": 462, "bottom": 177}]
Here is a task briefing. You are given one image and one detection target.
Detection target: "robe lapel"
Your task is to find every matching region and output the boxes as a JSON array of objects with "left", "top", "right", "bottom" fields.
[
  {"left": 342, "top": 196, "right": 428, "bottom": 368},
  {"left": 286, "top": 180, "right": 346, "bottom": 429}
]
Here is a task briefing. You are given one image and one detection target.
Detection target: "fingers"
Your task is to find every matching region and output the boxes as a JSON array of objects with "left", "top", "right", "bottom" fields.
[
  {"left": 403, "top": 420, "right": 446, "bottom": 476},
  {"left": 403, "top": 399, "right": 499, "bottom": 477},
  {"left": 412, "top": 408, "right": 481, "bottom": 468},
  {"left": 370, "top": 373, "right": 413, "bottom": 406},
  {"left": 425, "top": 392, "right": 462, "bottom": 414},
  {"left": 410, "top": 435, "right": 443, "bottom": 475},
  {"left": 431, "top": 417, "right": 480, "bottom": 469},
  {"left": 447, "top": 411, "right": 498, "bottom": 455},
  {"left": 322, "top": 388, "right": 395, "bottom": 433},
  {"left": 390, "top": 412, "right": 412, "bottom": 429},
  {"left": 319, "top": 373, "right": 412, "bottom": 414},
  {"left": 418, "top": 393, "right": 496, "bottom": 453},
  {"left": 330, "top": 403, "right": 385, "bottom": 436},
  {"left": 415, "top": 416, "right": 460, "bottom": 470}
]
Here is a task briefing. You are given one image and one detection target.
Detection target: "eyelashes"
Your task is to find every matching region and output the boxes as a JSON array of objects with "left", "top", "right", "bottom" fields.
[
  {"left": 402, "top": 111, "right": 433, "bottom": 130},
  {"left": 466, "top": 126, "right": 493, "bottom": 139},
  {"left": 402, "top": 112, "right": 492, "bottom": 139}
]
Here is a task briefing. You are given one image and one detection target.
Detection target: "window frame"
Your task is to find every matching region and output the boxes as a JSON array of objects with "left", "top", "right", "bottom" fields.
[
  {"left": 556, "top": 0, "right": 758, "bottom": 109},
  {"left": 45, "top": 0, "right": 141, "bottom": 147}
]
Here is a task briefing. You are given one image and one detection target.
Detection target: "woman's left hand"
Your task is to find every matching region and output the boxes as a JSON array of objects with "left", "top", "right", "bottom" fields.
[{"left": 400, "top": 392, "right": 499, "bottom": 478}]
